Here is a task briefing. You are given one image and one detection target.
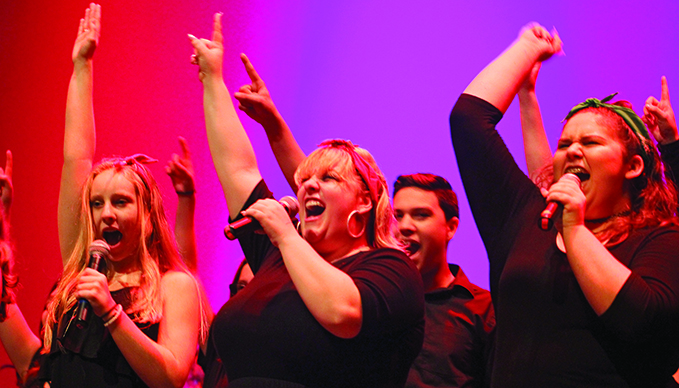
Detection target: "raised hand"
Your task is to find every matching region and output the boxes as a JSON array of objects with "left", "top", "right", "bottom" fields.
[
  {"left": 233, "top": 54, "right": 280, "bottom": 127},
  {"left": 0, "top": 151, "right": 13, "bottom": 219},
  {"left": 166, "top": 137, "right": 195, "bottom": 196},
  {"left": 72, "top": 3, "right": 101, "bottom": 64},
  {"left": 188, "top": 13, "right": 224, "bottom": 81},
  {"left": 518, "top": 23, "right": 563, "bottom": 62},
  {"left": 643, "top": 76, "right": 678, "bottom": 145}
]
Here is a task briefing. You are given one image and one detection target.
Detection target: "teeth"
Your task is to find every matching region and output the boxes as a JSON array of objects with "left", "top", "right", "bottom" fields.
[
  {"left": 305, "top": 199, "right": 323, "bottom": 209},
  {"left": 564, "top": 167, "right": 590, "bottom": 181}
]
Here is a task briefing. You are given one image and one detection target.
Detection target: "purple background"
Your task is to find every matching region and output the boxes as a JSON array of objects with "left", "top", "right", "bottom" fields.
[{"left": 1, "top": 1, "right": 678, "bottom": 382}]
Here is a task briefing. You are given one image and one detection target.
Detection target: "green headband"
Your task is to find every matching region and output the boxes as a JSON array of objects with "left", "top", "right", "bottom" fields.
[{"left": 563, "top": 93, "right": 653, "bottom": 167}]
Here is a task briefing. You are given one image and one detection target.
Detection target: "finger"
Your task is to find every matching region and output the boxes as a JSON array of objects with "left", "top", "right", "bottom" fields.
[
  {"left": 240, "top": 53, "right": 263, "bottom": 83},
  {"left": 234, "top": 92, "right": 259, "bottom": 105},
  {"left": 187, "top": 34, "right": 207, "bottom": 52},
  {"left": 84, "top": 7, "right": 90, "bottom": 30},
  {"left": 238, "top": 84, "right": 253, "bottom": 94},
  {"left": 645, "top": 103, "right": 663, "bottom": 117},
  {"left": 78, "top": 18, "right": 85, "bottom": 35},
  {"left": 661, "top": 76, "right": 671, "bottom": 102},
  {"left": 551, "top": 27, "right": 563, "bottom": 54},
  {"left": 178, "top": 136, "right": 192, "bottom": 160},
  {"left": 212, "top": 13, "right": 223, "bottom": 44},
  {"left": 645, "top": 96, "right": 659, "bottom": 106},
  {"left": 5, "top": 151, "right": 12, "bottom": 180}
]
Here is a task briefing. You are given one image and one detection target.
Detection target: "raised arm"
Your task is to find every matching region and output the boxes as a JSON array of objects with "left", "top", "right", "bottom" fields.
[
  {"left": 166, "top": 137, "right": 198, "bottom": 272},
  {"left": 189, "top": 14, "right": 261, "bottom": 218},
  {"left": 59, "top": 3, "right": 100, "bottom": 266},
  {"left": 517, "top": 62, "right": 553, "bottom": 180},
  {"left": 233, "top": 54, "right": 306, "bottom": 192},
  {"left": 643, "top": 76, "right": 678, "bottom": 146},
  {"left": 0, "top": 153, "right": 42, "bottom": 384},
  {"left": 464, "top": 24, "right": 562, "bottom": 113}
]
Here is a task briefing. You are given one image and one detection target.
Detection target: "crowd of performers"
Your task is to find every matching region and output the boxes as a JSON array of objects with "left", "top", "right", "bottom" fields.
[{"left": 1, "top": 4, "right": 679, "bottom": 388}]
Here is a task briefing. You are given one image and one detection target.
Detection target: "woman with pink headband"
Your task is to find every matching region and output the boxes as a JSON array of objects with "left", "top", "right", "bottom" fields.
[{"left": 189, "top": 13, "right": 424, "bottom": 388}]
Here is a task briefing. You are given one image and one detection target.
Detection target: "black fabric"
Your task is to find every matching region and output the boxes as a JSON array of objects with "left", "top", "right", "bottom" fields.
[
  {"left": 211, "top": 180, "right": 425, "bottom": 388},
  {"left": 450, "top": 94, "right": 679, "bottom": 388},
  {"left": 40, "top": 287, "right": 159, "bottom": 388},
  {"left": 405, "top": 264, "right": 495, "bottom": 388}
]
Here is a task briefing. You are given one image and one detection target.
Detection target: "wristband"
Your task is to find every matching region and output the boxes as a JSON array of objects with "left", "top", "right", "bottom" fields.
[{"left": 104, "top": 304, "right": 123, "bottom": 327}]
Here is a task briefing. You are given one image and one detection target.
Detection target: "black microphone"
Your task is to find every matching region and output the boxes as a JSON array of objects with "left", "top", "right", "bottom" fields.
[
  {"left": 74, "top": 240, "right": 111, "bottom": 326},
  {"left": 224, "top": 196, "right": 300, "bottom": 240},
  {"left": 540, "top": 173, "right": 581, "bottom": 231}
]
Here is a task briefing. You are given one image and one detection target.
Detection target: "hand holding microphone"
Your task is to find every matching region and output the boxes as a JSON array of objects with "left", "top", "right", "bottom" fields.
[
  {"left": 75, "top": 240, "right": 111, "bottom": 324},
  {"left": 540, "top": 173, "right": 582, "bottom": 230},
  {"left": 225, "top": 196, "right": 299, "bottom": 240}
]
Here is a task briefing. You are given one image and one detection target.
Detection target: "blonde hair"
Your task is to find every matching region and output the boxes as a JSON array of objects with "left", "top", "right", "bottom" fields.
[
  {"left": 44, "top": 158, "right": 208, "bottom": 348},
  {"left": 294, "top": 140, "right": 402, "bottom": 250}
]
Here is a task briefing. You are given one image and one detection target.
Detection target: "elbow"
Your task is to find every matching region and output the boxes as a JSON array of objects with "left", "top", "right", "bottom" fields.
[{"left": 322, "top": 305, "right": 363, "bottom": 339}]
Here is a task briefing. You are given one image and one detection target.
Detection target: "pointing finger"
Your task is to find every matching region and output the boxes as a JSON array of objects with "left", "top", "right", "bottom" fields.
[
  {"left": 212, "top": 13, "right": 223, "bottom": 45},
  {"left": 5, "top": 151, "right": 12, "bottom": 180},
  {"left": 661, "top": 76, "right": 671, "bottom": 103},
  {"left": 178, "top": 136, "right": 192, "bottom": 160},
  {"left": 240, "top": 53, "right": 263, "bottom": 83}
]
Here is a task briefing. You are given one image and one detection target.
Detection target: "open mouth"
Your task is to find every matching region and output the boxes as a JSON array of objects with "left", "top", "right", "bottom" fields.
[
  {"left": 404, "top": 241, "right": 421, "bottom": 256},
  {"left": 305, "top": 199, "right": 326, "bottom": 217},
  {"left": 102, "top": 230, "right": 123, "bottom": 246},
  {"left": 564, "top": 167, "right": 590, "bottom": 182}
]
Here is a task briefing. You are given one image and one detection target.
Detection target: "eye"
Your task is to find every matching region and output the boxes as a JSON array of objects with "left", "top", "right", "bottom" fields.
[
  {"left": 557, "top": 140, "right": 571, "bottom": 150},
  {"left": 90, "top": 199, "right": 103, "bottom": 209},
  {"left": 413, "top": 212, "right": 430, "bottom": 220},
  {"left": 114, "top": 198, "right": 130, "bottom": 207},
  {"left": 322, "top": 173, "right": 340, "bottom": 182},
  {"left": 394, "top": 213, "right": 403, "bottom": 221}
]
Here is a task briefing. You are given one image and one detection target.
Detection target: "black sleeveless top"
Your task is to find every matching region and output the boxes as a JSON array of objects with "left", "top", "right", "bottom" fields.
[{"left": 40, "top": 287, "right": 160, "bottom": 388}]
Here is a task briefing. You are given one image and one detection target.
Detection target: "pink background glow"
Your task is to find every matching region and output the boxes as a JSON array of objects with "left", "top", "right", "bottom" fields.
[{"left": 1, "top": 1, "right": 678, "bottom": 383}]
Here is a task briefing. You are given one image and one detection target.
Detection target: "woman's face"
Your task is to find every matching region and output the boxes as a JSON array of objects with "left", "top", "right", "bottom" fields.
[
  {"left": 90, "top": 169, "right": 142, "bottom": 263},
  {"left": 553, "top": 111, "right": 639, "bottom": 219},
  {"left": 296, "top": 166, "right": 369, "bottom": 255}
]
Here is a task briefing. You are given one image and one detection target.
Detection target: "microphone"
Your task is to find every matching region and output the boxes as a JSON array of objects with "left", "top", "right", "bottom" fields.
[
  {"left": 74, "top": 240, "right": 111, "bottom": 326},
  {"left": 540, "top": 173, "right": 581, "bottom": 231},
  {"left": 224, "top": 196, "right": 300, "bottom": 240}
]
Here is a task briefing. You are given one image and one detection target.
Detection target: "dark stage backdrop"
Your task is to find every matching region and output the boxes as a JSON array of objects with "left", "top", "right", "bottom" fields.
[{"left": 1, "top": 0, "right": 678, "bottom": 384}]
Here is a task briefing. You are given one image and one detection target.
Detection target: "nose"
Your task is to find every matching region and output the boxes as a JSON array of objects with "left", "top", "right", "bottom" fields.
[
  {"left": 566, "top": 142, "right": 584, "bottom": 159},
  {"left": 398, "top": 215, "right": 415, "bottom": 237},
  {"left": 301, "top": 176, "right": 320, "bottom": 193},
  {"left": 101, "top": 202, "right": 115, "bottom": 224}
]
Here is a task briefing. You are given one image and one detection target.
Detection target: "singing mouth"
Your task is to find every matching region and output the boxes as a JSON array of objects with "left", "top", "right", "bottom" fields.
[
  {"left": 103, "top": 230, "right": 123, "bottom": 246},
  {"left": 564, "top": 166, "right": 590, "bottom": 182},
  {"left": 305, "top": 199, "right": 326, "bottom": 217},
  {"left": 403, "top": 241, "right": 421, "bottom": 256}
]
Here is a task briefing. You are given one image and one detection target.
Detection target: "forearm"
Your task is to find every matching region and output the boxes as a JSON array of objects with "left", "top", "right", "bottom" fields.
[
  {"left": 175, "top": 195, "right": 197, "bottom": 272},
  {"left": 108, "top": 314, "right": 193, "bottom": 388},
  {"left": 0, "top": 304, "right": 41, "bottom": 382},
  {"left": 262, "top": 113, "right": 306, "bottom": 193},
  {"left": 464, "top": 39, "right": 543, "bottom": 113},
  {"left": 277, "top": 234, "right": 362, "bottom": 338},
  {"left": 518, "top": 89, "right": 552, "bottom": 176},
  {"left": 59, "top": 61, "right": 96, "bottom": 265},
  {"left": 202, "top": 76, "right": 261, "bottom": 218},
  {"left": 563, "top": 225, "right": 631, "bottom": 315}
]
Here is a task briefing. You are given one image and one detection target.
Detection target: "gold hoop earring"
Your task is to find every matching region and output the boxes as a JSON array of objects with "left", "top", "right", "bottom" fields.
[{"left": 346, "top": 210, "right": 366, "bottom": 239}]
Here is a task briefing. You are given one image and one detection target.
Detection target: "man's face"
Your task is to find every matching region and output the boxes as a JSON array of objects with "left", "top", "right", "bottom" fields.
[{"left": 394, "top": 187, "right": 457, "bottom": 272}]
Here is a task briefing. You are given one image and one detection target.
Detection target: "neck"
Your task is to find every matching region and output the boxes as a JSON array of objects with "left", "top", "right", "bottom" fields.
[
  {"left": 420, "top": 256, "right": 454, "bottom": 292},
  {"left": 324, "top": 238, "right": 371, "bottom": 263}
]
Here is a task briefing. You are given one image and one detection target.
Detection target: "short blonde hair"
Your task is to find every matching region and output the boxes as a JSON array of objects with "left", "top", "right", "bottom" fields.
[{"left": 294, "top": 139, "right": 401, "bottom": 250}]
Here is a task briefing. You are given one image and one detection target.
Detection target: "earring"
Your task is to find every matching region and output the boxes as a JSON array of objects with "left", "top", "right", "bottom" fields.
[{"left": 346, "top": 210, "right": 366, "bottom": 239}]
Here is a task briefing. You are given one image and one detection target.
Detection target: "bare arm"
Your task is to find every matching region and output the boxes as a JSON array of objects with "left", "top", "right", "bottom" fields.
[
  {"left": 189, "top": 14, "right": 261, "bottom": 219},
  {"left": 517, "top": 62, "right": 553, "bottom": 179},
  {"left": 234, "top": 54, "right": 306, "bottom": 192},
  {"left": 464, "top": 24, "right": 562, "bottom": 114},
  {"left": 242, "top": 199, "right": 362, "bottom": 338},
  {"left": 77, "top": 269, "right": 201, "bottom": 388},
  {"left": 59, "top": 4, "right": 100, "bottom": 266},
  {"left": 547, "top": 171, "right": 633, "bottom": 315},
  {"left": 0, "top": 304, "right": 41, "bottom": 384},
  {"left": 166, "top": 137, "right": 198, "bottom": 272}
]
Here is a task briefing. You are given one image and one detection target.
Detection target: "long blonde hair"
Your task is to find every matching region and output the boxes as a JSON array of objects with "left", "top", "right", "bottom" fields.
[
  {"left": 44, "top": 158, "right": 208, "bottom": 348},
  {"left": 294, "top": 139, "right": 402, "bottom": 250}
]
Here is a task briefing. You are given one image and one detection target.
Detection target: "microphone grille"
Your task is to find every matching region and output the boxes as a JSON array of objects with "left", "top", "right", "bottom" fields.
[
  {"left": 89, "top": 239, "right": 111, "bottom": 257},
  {"left": 279, "top": 196, "right": 300, "bottom": 217}
]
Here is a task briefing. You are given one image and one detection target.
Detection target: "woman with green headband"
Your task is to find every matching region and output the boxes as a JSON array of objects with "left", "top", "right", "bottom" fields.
[{"left": 450, "top": 23, "right": 679, "bottom": 387}]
